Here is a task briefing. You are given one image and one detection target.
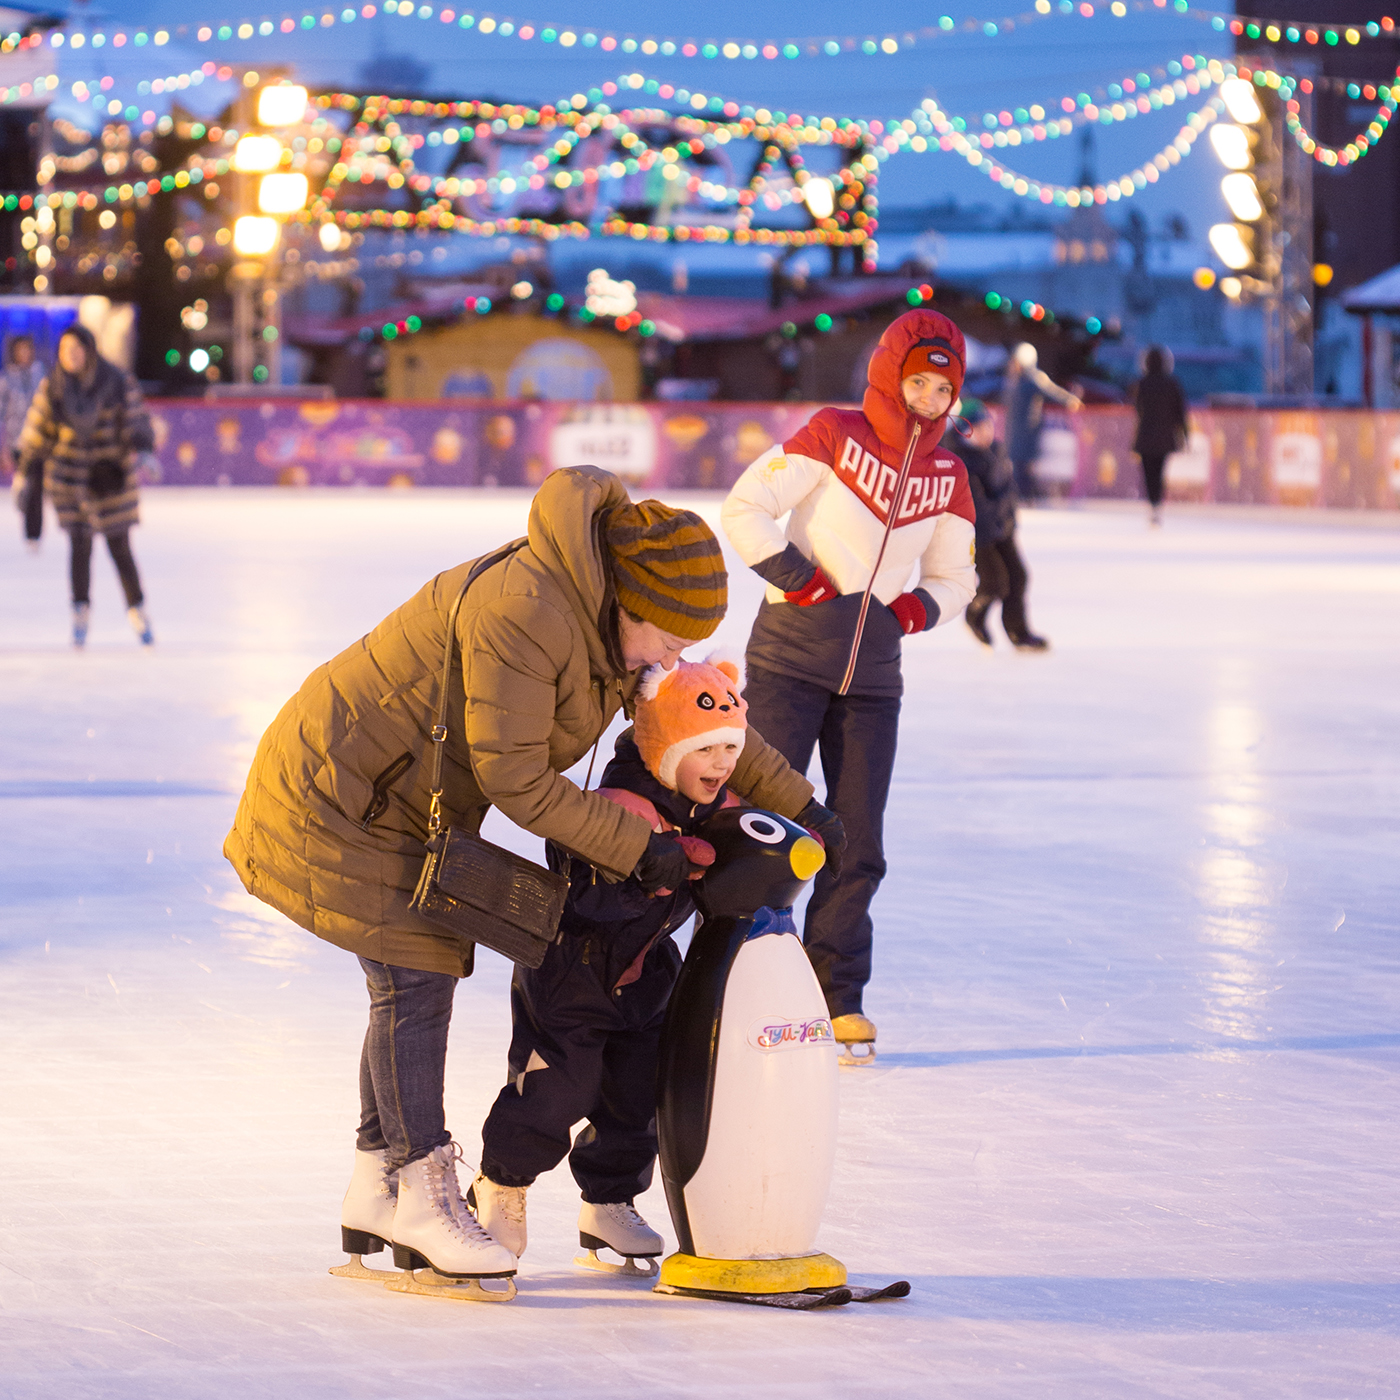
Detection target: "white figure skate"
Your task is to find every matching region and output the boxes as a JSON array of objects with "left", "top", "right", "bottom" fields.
[
  {"left": 388, "top": 1144, "right": 518, "bottom": 1302},
  {"left": 127, "top": 606, "right": 154, "bottom": 646},
  {"left": 72, "top": 603, "right": 90, "bottom": 649},
  {"left": 575, "top": 1200, "right": 663, "bottom": 1278},
  {"left": 832, "top": 1013, "right": 877, "bottom": 1067},
  {"left": 330, "top": 1147, "right": 398, "bottom": 1283},
  {"left": 469, "top": 1172, "right": 528, "bottom": 1258}
]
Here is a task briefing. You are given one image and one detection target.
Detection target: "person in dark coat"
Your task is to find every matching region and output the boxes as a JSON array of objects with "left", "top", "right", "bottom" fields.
[
  {"left": 1002, "top": 341, "right": 1082, "bottom": 500},
  {"left": 2, "top": 334, "right": 45, "bottom": 547},
  {"left": 1131, "top": 345, "right": 1190, "bottom": 526},
  {"left": 946, "top": 398, "right": 1048, "bottom": 650},
  {"left": 472, "top": 653, "right": 754, "bottom": 1264},
  {"left": 14, "top": 324, "right": 157, "bottom": 646}
]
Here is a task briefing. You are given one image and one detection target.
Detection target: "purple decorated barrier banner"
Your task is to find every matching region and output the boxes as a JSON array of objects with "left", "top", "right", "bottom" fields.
[{"left": 6, "top": 398, "right": 1399, "bottom": 508}]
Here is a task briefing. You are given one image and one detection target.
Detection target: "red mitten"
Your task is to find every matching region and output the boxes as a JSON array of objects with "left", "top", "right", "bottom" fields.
[
  {"left": 888, "top": 592, "right": 927, "bottom": 635},
  {"left": 596, "top": 787, "right": 663, "bottom": 831},
  {"left": 784, "top": 567, "right": 839, "bottom": 607},
  {"left": 677, "top": 835, "right": 716, "bottom": 878}
]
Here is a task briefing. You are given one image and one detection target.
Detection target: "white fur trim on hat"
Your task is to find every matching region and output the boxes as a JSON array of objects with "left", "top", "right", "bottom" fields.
[
  {"left": 637, "top": 661, "right": 679, "bottom": 703},
  {"left": 702, "top": 647, "right": 746, "bottom": 695},
  {"left": 657, "top": 724, "right": 747, "bottom": 792}
]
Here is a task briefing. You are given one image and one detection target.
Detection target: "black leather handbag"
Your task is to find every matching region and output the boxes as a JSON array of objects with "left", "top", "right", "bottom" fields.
[{"left": 408, "top": 541, "right": 570, "bottom": 969}]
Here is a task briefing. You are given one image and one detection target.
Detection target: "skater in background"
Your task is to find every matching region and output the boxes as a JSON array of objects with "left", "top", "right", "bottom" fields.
[
  {"left": 473, "top": 654, "right": 752, "bottom": 1271},
  {"left": 14, "top": 325, "right": 156, "bottom": 647},
  {"left": 1002, "top": 341, "right": 1083, "bottom": 501},
  {"left": 225, "top": 467, "right": 834, "bottom": 1292},
  {"left": 949, "top": 398, "right": 1049, "bottom": 652},
  {"left": 2, "top": 333, "right": 45, "bottom": 548},
  {"left": 1131, "top": 345, "right": 1189, "bottom": 527},
  {"left": 721, "top": 308, "right": 977, "bottom": 1064}
]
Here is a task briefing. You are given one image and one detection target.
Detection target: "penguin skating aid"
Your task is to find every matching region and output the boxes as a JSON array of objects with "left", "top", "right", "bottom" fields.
[{"left": 653, "top": 807, "right": 908, "bottom": 1308}]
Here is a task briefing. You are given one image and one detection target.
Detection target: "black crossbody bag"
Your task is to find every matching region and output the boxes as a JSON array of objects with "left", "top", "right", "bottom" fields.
[{"left": 408, "top": 541, "right": 570, "bottom": 969}]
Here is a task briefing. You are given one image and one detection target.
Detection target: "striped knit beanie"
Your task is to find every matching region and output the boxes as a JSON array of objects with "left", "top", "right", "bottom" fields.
[{"left": 605, "top": 500, "right": 727, "bottom": 641}]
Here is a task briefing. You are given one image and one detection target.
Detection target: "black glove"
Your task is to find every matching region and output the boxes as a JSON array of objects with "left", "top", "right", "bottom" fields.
[
  {"left": 796, "top": 799, "right": 845, "bottom": 880},
  {"left": 634, "top": 831, "right": 705, "bottom": 896}
]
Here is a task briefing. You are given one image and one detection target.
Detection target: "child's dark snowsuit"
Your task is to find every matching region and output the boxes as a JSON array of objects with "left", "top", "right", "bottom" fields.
[{"left": 479, "top": 729, "right": 730, "bottom": 1205}]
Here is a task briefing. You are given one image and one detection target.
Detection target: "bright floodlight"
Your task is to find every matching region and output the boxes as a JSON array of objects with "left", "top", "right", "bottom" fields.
[
  {"left": 1219, "top": 77, "right": 1263, "bottom": 125},
  {"left": 318, "top": 222, "right": 345, "bottom": 253},
  {"left": 232, "top": 134, "right": 282, "bottom": 173},
  {"left": 258, "top": 84, "right": 308, "bottom": 127},
  {"left": 258, "top": 172, "right": 309, "bottom": 215},
  {"left": 1220, "top": 276, "right": 1243, "bottom": 299},
  {"left": 1209, "top": 221, "right": 1254, "bottom": 270},
  {"left": 802, "top": 176, "right": 836, "bottom": 221},
  {"left": 1221, "top": 172, "right": 1264, "bottom": 222},
  {"left": 233, "top": 215, "right": 280, "bottom": 256},
  {"left": 1209, "top": 123, "right": 1253, "bottom": 170}
]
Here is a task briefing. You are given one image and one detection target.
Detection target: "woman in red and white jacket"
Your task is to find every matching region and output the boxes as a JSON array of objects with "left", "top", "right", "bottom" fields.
[{"left": 721, "top": 309, "right": 976, "bottom": 1059}]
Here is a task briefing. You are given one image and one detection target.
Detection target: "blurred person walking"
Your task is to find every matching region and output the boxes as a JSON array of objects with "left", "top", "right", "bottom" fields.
[
  {"left": 2, "top": 334, "right": 45, "bottom": 548},
  {"left": 948, "top": 398, "right": 1048, "bottom": 651},
  {"left": 1002, "top": 342, "right": 1082, "bottom": 501},
  {"left": 1131, "top": 345, "right": 1189, "bottom": 527},
  {"left": 15, "top": 325, "right": 156, "bottom": 647}
]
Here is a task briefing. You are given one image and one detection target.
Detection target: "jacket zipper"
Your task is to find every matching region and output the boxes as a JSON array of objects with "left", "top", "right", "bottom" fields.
[{"left": 359, "top": 751, "right": 414, "bottom": 830}]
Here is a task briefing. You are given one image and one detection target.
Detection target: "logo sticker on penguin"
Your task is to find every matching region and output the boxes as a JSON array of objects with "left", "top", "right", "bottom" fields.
[{"left": 749, "top": 1016, "right": 836, "bottom": 1051}]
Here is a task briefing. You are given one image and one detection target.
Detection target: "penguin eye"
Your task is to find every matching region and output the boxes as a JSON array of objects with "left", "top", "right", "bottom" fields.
[{"left": 696, "top": 691, "right": 716, "bottom": 710}]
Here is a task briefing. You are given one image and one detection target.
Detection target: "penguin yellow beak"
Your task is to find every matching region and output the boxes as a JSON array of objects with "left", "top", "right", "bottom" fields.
[{"left": 789, "top": 835, "right": 826, "bottom": 882}]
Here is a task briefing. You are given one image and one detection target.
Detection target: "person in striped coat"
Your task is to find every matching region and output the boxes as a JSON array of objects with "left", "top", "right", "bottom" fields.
[{"left": 16, "top": 324, "right": 156, "bottom": 647}]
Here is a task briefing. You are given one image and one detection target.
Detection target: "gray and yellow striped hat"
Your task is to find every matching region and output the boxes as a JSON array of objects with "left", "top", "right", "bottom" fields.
[{"left": 605, "top": 500, "right": 727, "bottom": 642}]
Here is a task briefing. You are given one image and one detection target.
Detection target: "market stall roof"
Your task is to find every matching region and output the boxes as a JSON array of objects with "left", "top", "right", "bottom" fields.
[
  {"left": 1340, "top": 263, "right": 1400, "bottom": 315},
  {"left": 285, "top": 286, "right": 501, "bottom": 347},
  {"left": 635, "top": 278, "right": 915, "bottom": 344}
]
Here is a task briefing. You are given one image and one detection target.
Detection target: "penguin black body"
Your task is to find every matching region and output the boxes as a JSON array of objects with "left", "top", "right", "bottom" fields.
[{"left": 655, "top": 807, "right": 826, "bottom": 1256}]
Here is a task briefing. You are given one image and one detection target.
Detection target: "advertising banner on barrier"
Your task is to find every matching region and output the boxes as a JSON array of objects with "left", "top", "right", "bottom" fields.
[{"left": 3, "top": 398, "right": 1399, "bottom": 508}]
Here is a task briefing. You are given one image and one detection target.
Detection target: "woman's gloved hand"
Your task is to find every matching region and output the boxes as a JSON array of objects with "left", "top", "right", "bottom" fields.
[
  {"left": 795, "top": 799, "right": 845, "bottom": 880},
  {"left": 634, "top": 830, "right": 715, "bottom": 896}
]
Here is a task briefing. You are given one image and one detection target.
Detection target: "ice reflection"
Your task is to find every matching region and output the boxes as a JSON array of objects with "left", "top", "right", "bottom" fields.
[
  {"left": 213, "top": 888, "right": 320, "bottom": 970},
  {"left": 1195, "top": 697, "right": 1274, "bottom": 1039}
]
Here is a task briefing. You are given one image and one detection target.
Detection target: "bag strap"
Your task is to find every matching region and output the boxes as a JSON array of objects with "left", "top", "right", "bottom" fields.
[{"left": 427, "top": 537, "right": 528, "bottom": 838}]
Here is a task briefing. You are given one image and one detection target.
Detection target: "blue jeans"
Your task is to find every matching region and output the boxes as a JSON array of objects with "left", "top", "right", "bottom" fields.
[{"left": 355, "top": 956, "right": 457, "bottom": 1171}]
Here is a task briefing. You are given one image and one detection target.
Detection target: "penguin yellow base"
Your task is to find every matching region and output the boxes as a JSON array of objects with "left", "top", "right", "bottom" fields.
[{"left": 656, "top": 1251, "right": 847, "bottom": 1294}]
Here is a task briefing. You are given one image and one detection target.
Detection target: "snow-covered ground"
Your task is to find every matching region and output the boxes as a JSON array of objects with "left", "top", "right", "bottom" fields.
[{"left": 3, "top": 490, "right": 1398, "bottom": 1399}]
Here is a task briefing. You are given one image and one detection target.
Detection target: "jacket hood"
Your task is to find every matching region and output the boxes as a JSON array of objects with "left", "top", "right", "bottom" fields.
[
  {"left": 527, "top": 466, "right": 632, "bottom": 680},
  {"left": 863, "top": 309, "right": 967, "bottom": 454}
]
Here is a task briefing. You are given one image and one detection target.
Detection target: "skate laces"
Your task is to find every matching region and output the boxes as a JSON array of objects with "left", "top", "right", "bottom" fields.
[
  {"left": 495, "top": 1183, "right": 527, "bottom": 1226},
  {"left": 429, "top": 1144, "right": 501, "bottom": 1247},
  {"left": 606, "top": 1202, "right": 646, "bottom": 1230}
]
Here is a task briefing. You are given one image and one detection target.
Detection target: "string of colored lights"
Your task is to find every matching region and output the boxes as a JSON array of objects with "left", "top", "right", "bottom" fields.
[
  {"left": 3, "top": 2, "right": 1397, "bottom": 67},
  {"left": 1283, "top": 66, "right": 1399, "bottom": 166}
]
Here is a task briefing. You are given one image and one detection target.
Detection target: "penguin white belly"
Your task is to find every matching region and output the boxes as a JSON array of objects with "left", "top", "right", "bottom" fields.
[{"left": 681, "top": 930, "right": 839, "bottom": 1259}]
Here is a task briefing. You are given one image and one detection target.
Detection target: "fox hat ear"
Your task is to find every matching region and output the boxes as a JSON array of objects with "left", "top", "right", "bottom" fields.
[
  {"left": 637, "top": 662, "right": 680, "bottom": 703},
  {"left": 704, "top": 648, "right": 745, "bottom": 695}
]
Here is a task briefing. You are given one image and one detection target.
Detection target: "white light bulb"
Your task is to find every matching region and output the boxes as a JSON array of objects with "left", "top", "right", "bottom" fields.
[
  {"left": 1208, "top": 222, "right": 1254, "bottom": 270},
  {"left": 1220, "top": 172, "right": 1264, "bottom": 222},
  {"left": 1209, "top": 123, "right": 1252, "bottom": 171},
  {"left": 1219, "top": 77, "right": 1263, "bottom": 125}
]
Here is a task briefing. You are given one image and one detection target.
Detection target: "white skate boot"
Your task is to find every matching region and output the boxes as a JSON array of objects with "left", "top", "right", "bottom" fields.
[
  {"left": 127, "top": 606, "right": 154, "bottom": 646},
  {"left": 832, "top": 1012, "right": 877, "bottom": 1067},
  {"left": 576, "top": 1200, "right": 664, "bottom": 1279},
  {"left": 469, "top": 1172, "right": 528, "bottom": 1258},
  {"left": 388, "top": 1144, "right": 517, "bottom": 1301},
  {"left": 72, "top": 603, "right": 90, "bottom": 649},
  {"left": 329, "top": 1148, "right": 398, "bottom": 1283}
]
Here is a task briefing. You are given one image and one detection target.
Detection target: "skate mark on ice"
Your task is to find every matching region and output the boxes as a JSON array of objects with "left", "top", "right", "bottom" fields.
[
  {"left": 0, "top": 780, "right": 233, "bottom": 799},
  {"left": 875, "top": 1031, "right": 1400, "bottom": 1068},
  {"left": 904, "top": 1276, "right": 1400, "bottom": 1333}
]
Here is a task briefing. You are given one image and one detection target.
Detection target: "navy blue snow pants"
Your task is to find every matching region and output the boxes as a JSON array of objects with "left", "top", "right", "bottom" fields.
[
  {"left": 479, "top": 933, "right": 682, "bottom": 1204},
  {"left": 743, "top": 664, "right": 900, "bottom": 1019}
]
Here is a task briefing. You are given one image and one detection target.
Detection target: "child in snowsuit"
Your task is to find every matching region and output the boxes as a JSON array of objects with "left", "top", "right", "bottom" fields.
[
  {"left": 948, "top": 398, "right": 1048, "bottom": 650},
  {"left": 721, "top": 308, "right": 978, "bottom": 1059},
  {"left": 473, "top": 654, "right": 749, "bottom": 1265}
]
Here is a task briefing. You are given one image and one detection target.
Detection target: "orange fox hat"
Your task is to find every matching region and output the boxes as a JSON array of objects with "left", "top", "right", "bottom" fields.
[{"left": 634, "top": 651, "right": 748, "bottom": 792}]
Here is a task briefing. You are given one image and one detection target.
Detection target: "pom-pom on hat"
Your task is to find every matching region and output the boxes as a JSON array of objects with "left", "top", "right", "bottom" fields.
[
  {"left": 634, "top": 651, "right": 748, "bottom": 791},
  {"left": 606, "top": 500, "right": 728, "bottom": 642}
]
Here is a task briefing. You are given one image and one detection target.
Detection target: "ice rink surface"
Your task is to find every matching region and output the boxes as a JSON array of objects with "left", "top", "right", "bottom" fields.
[{"left": 3, "top": 489, "right": 1398, "bottom": 1399}]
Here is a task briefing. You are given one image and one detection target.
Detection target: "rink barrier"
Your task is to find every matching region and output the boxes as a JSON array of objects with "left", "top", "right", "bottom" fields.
[{"left": 4, "top": 400, "right": 1397, "bottom": 507}]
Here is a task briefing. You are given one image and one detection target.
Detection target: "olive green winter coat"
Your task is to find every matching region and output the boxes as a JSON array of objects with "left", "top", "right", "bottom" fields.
[{"left": 224, "top": 466, "right": 814, "bottom": 976}]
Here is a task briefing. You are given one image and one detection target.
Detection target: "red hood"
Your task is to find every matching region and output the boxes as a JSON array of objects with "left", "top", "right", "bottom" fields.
[{"left": 862, "top": 309, "right": 967, "bottom": 455}]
